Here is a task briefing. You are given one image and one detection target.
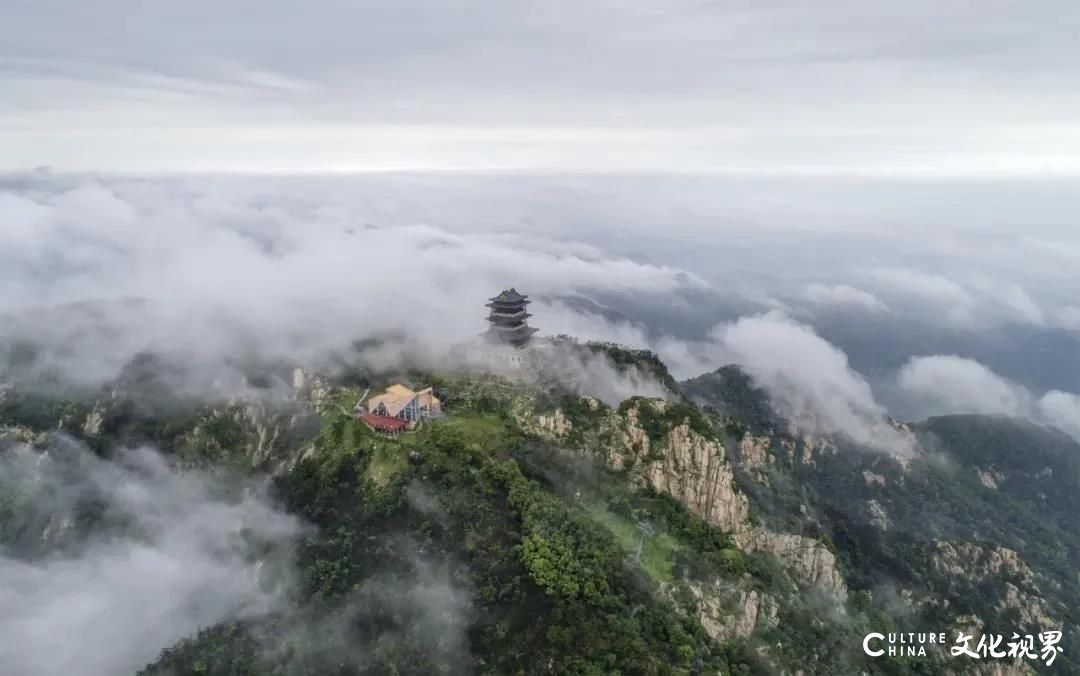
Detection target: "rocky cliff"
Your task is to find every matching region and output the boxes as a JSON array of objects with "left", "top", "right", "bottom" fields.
[
  {"left": 733, "top": 527, "right": 848, "bottom": 599},
  {"left": 522, "top": 396, "right": 851, "bottom": 601}
]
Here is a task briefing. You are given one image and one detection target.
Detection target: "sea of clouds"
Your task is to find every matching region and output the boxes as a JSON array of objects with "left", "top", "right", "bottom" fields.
[{"left": 2, "top": 172, "right": 1079, "bottom": 451}]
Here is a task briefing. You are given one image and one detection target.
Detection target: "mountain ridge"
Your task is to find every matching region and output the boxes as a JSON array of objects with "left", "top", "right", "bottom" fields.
[{"left": 2, "top": 341, "right": 1077, "bottom": 674}]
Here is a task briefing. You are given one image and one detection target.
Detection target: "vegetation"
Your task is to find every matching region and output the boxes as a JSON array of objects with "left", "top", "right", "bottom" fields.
[
  {"left": 5, "top": 351, "right": 1080, "bottom": 674},
  {"left": 681, "top": 366, "right": 778, "bottom": 434},
  {"left": 686, "top": 364, "right": 1080, "bottom": 674},
  {"left": 618, "top": 397, "right": 713, "bottom": 446}
]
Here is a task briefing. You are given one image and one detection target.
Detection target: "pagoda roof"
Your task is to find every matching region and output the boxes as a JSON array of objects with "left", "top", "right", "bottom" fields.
[
  {"left": 487, "top": 309, "right": 532, "bottom": 319},
  {"left": 488, "top": 287, "right": 528, "bottom": 303},
  {"left": 486, "top": 300, "right": 531, "bottom": 310}
]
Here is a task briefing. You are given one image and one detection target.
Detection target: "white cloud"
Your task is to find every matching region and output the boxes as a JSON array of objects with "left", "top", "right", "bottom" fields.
[
  {"left": 898, "top": 354, "right": 1080, "bottom": 442},
  {"left": 867, "top": 267, "right": 975, "bottom": 322},
  {"left": 897, "top": 355, "right": 1030, "bottom": 416},
  {"left": 708, "top": 311, "right": 912, "bottom": 454},
  {"left": 997, "top": 284, "right": 1045, "bottom": 326},
  {"left": 1037, "top": 391, "right": 1080, "bottom": 441},
  {"left": 802, "top": 283, "right": 888, "bottom": 313},
  {"left": 0, "top": 441, "right": 301, "bottom": 676},
  {"left": 961, "top": 274, "right": 1047, "bottom": 326},
  {"left": 3, "top": 2, "right": 1080, "bottom": 174},
  {"left": 0, "top": 175, "right": 702, "bottom": 389}
]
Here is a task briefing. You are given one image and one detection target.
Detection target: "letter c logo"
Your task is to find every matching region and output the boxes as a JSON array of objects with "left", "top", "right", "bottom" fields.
[{"left": 863, "top": 632, "right": 885, "bottom": 657}]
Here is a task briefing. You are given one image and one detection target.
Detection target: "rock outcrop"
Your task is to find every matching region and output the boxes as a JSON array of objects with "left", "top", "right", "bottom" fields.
[
  {"left": 0, "top": 425, "right": 39, "bottom": 445},
  {"left": 525, "top": 397, "right": 849, "bottom": 600},
  {"left": 866, "top": 499, "right": 891, "bottom": 530},
  {"left": 862, "top": 469, "right": 886, "bottom": 487},
  {"left": 738, "top": 433, "right": 772, "bottom": 483},
  {"left": 683, "top": 581, "right": 779, "bottom": 642},
  {"left": 535, "top": 409, "right": 572, "bottom": 438},
  {"left": 292, "top": 368, "right": 334, "bottom": 412},
  {"left": 734, "top": 527, "right": 848, "bottom": 599},
  {"left": 976, "top": 467, "right": 1004, "bottom": 490},
  {"left": 931, "top": 540, "right": 1059, "bottom": 630},
  {"left": 180, "top": 401, "right": 309, "bottom": 468},
  {"left": 81, "top": 405, "right": 105, "bottom": 437},
  {"left": 619, "top": 402, "right": 749, "bottom": 533},
  {"left": 931, "top": 541, "right": 1032, "bottom": 580},
  {"left": 639, "top": 425, "right": 748, "bottom": 533},
  {"left": 523, "top": 398, "right": 750, "bottom": 534}
]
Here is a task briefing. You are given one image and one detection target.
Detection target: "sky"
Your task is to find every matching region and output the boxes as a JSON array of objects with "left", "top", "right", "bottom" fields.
[{"left": 3, "top": 0, "right": 1080, "bottom": 174}]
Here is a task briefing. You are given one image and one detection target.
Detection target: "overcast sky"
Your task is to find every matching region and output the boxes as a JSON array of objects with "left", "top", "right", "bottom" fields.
[{"left": 3, "top": 0, "right": 1079, "bottom": 173}]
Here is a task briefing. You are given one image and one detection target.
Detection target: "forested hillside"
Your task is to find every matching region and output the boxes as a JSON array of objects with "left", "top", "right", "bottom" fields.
[{"left": 2, "top": 345, "right": 1077, "bottom": 674}]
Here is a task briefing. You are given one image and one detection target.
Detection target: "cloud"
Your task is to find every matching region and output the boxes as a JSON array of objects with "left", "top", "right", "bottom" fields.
[
  {"left": 0, "top": 175, "right": 702, "bottom": 391},
  {"left": 3, "top": 3, "right": 1080, "bottom": 173},
  {"left": 0, "top": 439, "right": 301, "bottom": 676},
  {"left": 997, "top": 284, "right": 1046, "bottom": 326},
  {"left": 802, "top": 283, "right": 888, "bottom": 313},
  {"left": 960, "top": 274, "right": 1047, "bottom": 326},
  {"left": 3, "top": 172, "right": 1079, "bottom": 410},
  {"left": 1056, "top": 305, "right": 1080, "bottom": 332},
  {"left": 708, "top": 311, "right": 912, "bottom": 454},
  {"left": 254, "top": 540, "right": 475, "bottom": 674},
  {"left": 867, "top": 267, "right": 975, "bottom": 323},
  {"left": 897, "top": 355, "right": 1031, "bottom": 416},
  {"left": 1036, "top": 391, "right": 1080, "bottom": 442},
  {"left": 897, "top": 354, "right": 1080, "bottom": 442},
  {"left": 541, "top": 340, "right": 674, "bottom": 405}
]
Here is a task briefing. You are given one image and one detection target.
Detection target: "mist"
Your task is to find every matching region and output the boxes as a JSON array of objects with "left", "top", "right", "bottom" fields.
[
  {"left": 0, "top": 438, "right": 301, "bottom": 676},
  {"left": 897, "top": 354, "right": 1080, "bottom": 443},
  {"left": 3, "top": 171, "right": 1080, "bottom": 443},
  {"left": 705, "top": 312, "right": 914, "bottom": 454}
]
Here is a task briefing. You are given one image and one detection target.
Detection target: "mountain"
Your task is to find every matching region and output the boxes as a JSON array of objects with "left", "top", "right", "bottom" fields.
[
  {"left": 684, "top": 366, "right": 1080, "bottom": 674},
  {"left": 2, "top": 343, "right": 1077, "bottom": 675}
]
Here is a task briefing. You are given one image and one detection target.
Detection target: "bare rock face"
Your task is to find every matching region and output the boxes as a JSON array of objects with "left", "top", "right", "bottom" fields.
[
  {"left": 524, "top": 397, "right": 853, "bottom": 602},
  {"left": 619, "top": 402, "right": 652, "bottom": 463},
  {"left": 862, "top": 469, "right": 886, "bottom": 487},
  {"left": 976, "top": 467, "right": 1004, "bottom": 490},
  {"left": 866, "top": 499, "right": 891, "bottom": 530},
  {"left": 738, "top": 433, "right": 772, "bottom": 483},
  {"left": 642, "top": 423, "right": 748, "bottom": 533},
  {"left": 734, "top": 527, "right": 848, "bottom": 600},
  {"left": 526, "top": 398, "right": 750, "bottom": 535},
  {"left": 0, "top": 425, "right": 39, "bottom": 445},
  {"left": 777, "top": 436, "right": 827, "bottom": 467},
  {"left": 292, "top": 368, "right": 333, "bottom": 412},
  {"left": 180, "top": 402, "right": 305, "bottom": 468},
  {"left": 81, "top": 406, "right": 105, "bottom": 437},
  {"left": 931, "top": 540, "right": 1059, "bottom": 630},
  {"left": 618, "top": 402, "right": 749, "bottom": 533},
  {"left": 535, "top": 409, "right": 572, "bottom": 438},
  {"left": 684, "top": 581, "right": 779, "bottom": 642},
  {"left": 931, "top": 541, "right": 1032, "bottom": 580}
]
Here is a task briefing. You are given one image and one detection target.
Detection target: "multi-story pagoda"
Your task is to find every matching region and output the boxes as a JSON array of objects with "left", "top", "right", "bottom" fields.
[{"left": 485, "top": 288, "right": 539, "bottom": 347}]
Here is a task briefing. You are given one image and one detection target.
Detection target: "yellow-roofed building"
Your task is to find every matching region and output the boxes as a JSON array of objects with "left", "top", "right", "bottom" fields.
[{"left": 365, "top": 384, "right": 443, "bottom": 424}]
